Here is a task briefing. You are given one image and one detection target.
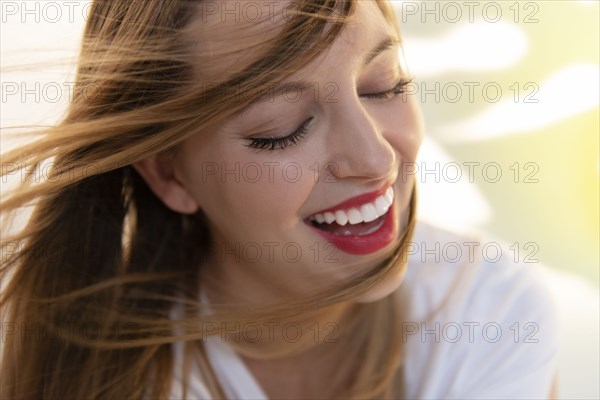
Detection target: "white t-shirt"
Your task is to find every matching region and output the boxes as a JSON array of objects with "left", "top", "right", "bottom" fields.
[{"left": 168, "top": 221, "right": 560, "bottom": 399}]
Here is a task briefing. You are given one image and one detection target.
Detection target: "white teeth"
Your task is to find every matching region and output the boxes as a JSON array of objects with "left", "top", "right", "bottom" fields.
[
  {"left": 308, "top": 187, "right": 395, "bottom": 226},
  {"left": 375, "top": 196, "right": 389, "bottom": 215},
  {"left": 384, "top": 187, "right": 394, "bottom": 204},
  {"left": 347, "top": 208, "right": 363, "bottom": 225},
  {"left": 360, "top": 203, "right": 379, "bottom": 223},
  {"left": 334, "top": 210, "right": 349, "bottom": 226},
  {"left": 324, "top": 212, "right": 336, "bottom": 224}
]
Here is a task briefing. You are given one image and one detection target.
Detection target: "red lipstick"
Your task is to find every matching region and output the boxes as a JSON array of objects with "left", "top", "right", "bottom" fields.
[{"left": 305, "top": 183, "right": 398, "bottom": 255}]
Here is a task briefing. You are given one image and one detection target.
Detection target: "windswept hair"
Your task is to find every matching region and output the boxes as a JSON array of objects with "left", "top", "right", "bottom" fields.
[{"left": 1, "top": 0, "right": 416, "bottom": 398}]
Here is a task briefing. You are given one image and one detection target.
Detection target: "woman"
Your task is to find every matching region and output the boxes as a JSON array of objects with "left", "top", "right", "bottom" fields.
[{"left": 0, "top": 0, "right": 558, "bottom": 399}]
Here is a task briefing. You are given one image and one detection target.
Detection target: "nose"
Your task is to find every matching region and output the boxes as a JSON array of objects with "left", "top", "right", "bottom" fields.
[{"left": 326, "top": 94, "right": 397, "bottom": 182}]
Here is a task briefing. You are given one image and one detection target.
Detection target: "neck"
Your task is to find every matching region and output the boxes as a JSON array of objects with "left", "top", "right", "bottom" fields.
[
  {"left": 237, "top": 302, "right": 366, "bottom": 400},
  {"left": 239, "top": 337, "right": 350, "bottom": 400},
  {"left": 202, "top": 282, "right": 359, "bottom": 360}
]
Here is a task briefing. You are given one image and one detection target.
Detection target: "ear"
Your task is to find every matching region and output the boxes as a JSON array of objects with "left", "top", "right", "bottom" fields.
[{"left": 132, "top": 153, "right": 199, "bottom": 214}]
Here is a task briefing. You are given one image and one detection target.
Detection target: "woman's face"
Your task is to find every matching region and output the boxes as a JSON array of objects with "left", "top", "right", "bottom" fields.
[{"left": 135, "top": 0, "right": 424, "bottom": 304}]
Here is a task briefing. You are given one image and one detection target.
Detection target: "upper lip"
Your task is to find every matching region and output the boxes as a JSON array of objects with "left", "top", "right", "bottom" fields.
[{"left": 306, "top": 181, "right": 394, "bottom": 218}]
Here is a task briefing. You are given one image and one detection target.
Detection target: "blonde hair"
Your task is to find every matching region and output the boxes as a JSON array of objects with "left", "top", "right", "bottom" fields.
[{"left": 1, "top": 0, "right": 416, "bottom": 398}]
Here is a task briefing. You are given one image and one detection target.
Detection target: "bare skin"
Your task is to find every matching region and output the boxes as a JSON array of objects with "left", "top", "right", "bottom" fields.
[{"left": 239, "top": 342, "right": 345, "bottom": 399}]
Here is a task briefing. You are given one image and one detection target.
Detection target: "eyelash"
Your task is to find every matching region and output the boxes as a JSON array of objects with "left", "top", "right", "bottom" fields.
[
  {"left": 245, "top": 117, "right": 314, "bottom": 151},
  {"left": 362, "top": 77, "right": 414, "bottom": 100},
  {"left": 245, "top": 77, "right": 414, "bottom": 151}
]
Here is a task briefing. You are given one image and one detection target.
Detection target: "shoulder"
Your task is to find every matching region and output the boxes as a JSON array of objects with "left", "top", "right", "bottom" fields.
[{"left": 398, "top": 221, "right": 559, "bottom": 399}]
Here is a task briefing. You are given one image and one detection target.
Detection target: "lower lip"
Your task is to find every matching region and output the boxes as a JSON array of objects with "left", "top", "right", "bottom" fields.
[{"left": 306, "top": 203, "right": 398, "bottom": 255}]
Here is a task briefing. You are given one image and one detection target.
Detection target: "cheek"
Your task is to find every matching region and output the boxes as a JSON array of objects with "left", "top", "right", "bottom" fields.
[
  {"left": 384, "top": 97, "right": 424, "bottom": 162},
  {"left": 178, "top": 143, "right": 315, "bottom": 235}
]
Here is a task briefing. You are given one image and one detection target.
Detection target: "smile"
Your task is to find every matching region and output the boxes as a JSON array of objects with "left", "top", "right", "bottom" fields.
[
  {"left": 307, "top": 187, "right": 394, "bottom": 226},
  {"left": 304, "top": 185, "right": 399, "bottom": 255}
]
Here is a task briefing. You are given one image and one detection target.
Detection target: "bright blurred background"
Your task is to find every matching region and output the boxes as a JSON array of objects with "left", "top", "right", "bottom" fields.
[
  {"left": 1, "top": 0, "right": 599, "bottom": 398},
  {"left": 395, "top": 0, "right": 599, "bottom": 288},
  {"left": 393, "top": 1, "right": 599, "bottom": 398}
]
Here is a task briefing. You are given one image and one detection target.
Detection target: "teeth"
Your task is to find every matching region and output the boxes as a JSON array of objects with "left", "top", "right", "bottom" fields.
[
  {"left": 384, "top": 187, "right": 393, "bottom": 203},
  {"left": 309, "top": 187, "right": 395, "bottom": 226},
  {"left": 323, "top": 212, "right": 336, "bottom": 224},
  {"left": 334, "top": 210, "right": 349, "bottom": 226},
  {"left": 375, "top": 196, "right": 390, "bottom": 215},
  {"left": 360, "top": 203, "right": 379, "bottom": 223},
  {"left": 347, "top": 208, "right": 363, "bottom": 225}
]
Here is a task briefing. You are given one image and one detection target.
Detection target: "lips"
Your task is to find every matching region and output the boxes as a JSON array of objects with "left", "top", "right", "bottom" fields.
[{"left": 304, "top": 183, "right": 399, "bottom": 255}]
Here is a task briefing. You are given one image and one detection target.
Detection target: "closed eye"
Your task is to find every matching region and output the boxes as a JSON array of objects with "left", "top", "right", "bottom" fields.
[
  {"left": 245, "top": 117, "right": 314, "bottom": 151},
  {"left": 361, "top": 77, "right": 414, "bottom": 101}
]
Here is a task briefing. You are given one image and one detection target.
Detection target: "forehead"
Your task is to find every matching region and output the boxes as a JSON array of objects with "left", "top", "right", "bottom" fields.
[{"left": 183, "top": 0, "right": 397, "bottom": 81}]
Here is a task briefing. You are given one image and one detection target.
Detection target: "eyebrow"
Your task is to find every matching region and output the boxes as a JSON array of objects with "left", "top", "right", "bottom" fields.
[
  {"left": 247, "top": 82, "right": 315, "bottom": 107},
  {"left": 232, "top": 81, "right": 315, "bottom": 117},
  {"left": 363, "top": 35, "right": 402, "bottom": 66},
  {"left": 234, "top": 35, "right": 401, "bottom": 115}
]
